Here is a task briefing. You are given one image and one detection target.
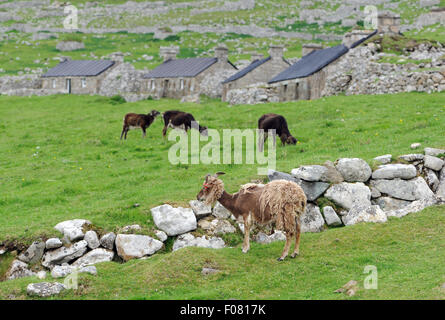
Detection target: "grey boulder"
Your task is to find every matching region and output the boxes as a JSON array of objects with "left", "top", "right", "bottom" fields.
[
  {"left": 6, "top": 260, "right": 35, "bottom": 280},
  {"left": 151, "top": 204, "right": 197, "bottom": 236},
  {"left": 370, "top": 177, "right": 435, "bottom": 201},
  {"left": 212, "top": 202, "right": 231, "bottom": 219},
  {"left": 84, "top": 230, "right": 100, "bottom": 249},
  {"left": 372, "top": 164, "right": 417, "bottom": 180},
  {"left": 27, "top": 282, "right": 66, "bottom": 297},
  {"left": 291, "top": 165, "right": 328, "bottom": 182},
  {"left": 424, "top": 147, "right": 445, "bottom": 157},
  {"left": 322, "top": 206, "right": 342, "bottom": 227},
  {"left": 54, "top": 219, "right": 91, "bottom": 242},
  {"left": 386, "top": 197, "right": 437, "bottom": 218},
  {"left": 372, "top": 197, "right": 411, "bottom": 211},
  {"left": 300, "top": 203, "right": 325, "bottom": 233},
  {"left": 342, "top": 204, "right": 387, "bottom": 226},
  {"left": 42, "top": 240, "right": 88, "bottom": 268},
  {"left": 115, "top": 234, "right": 163, "bottom": 261},
  {"left": 325, "top": 182, "right": 371, "bottom": 210},
  {"left": 335, "top": 158, "right": 372, "bottom": 182},
  {"left": 373, "top": 154, "right": 392, "bottom": 164},
  {"left": 424, "top": 155, "right": 444, "bottom": 171},
  {"left": 51, "top": 265, "right": 97, "bottom": 278},
  {"left": 172, "top": 233, "right": 225, "bottom": 251},
  {"left": 99, "top": 232, "right": 116, "bottom": 250},
  {"left": 189, "top": 200, "right": 212, "bottom": 219},
  {"left": 72, "top": 248, "right": 114, "bottom": 267},
  {"left": 398, "top": 154, "right": 424, "bottom": 162},
  {"left": 18, "top": 241, "right": 45, "bottom": 264},
  {"left": 46, "top": 238, "right": 63, "bottom": 250}
]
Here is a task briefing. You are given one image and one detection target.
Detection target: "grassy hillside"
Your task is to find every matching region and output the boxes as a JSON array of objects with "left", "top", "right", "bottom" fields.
[
  {"left": 0, "top": 92, "right": 444, "bottom": 243},
  {"left": 0, "top": 205, "right": 444, "bottom": 299}
]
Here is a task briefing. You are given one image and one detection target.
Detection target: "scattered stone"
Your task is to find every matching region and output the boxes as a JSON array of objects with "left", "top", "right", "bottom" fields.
[
  {"left": 84, "top": 230, "right": 100, "bottom": 249},
  {"left": 291, "top": 165, "right": 328, "bottom": 182},
  {"left": 37, "top": 271, "right": 47, "bottom": 280},
  {"left": 189, "top": 200, "right": 212, "bottom": 219},
  {"left": 335, "top": 158, "right": 372, "bottom": 182},
  {"left": 386, "top": 197, "right": 437, "bottom": 218},
  {"left": 46, "top": 238, "right": 63, "bottom": 250},
  {"left": 202, "top": 267, "right": 220, "bottom": 275},
  {"left": 398, "top": 154, "right": 424, "bottom": 162},
  {"left": 334, "top": 280, "right": 358, "bottom": 294},
  {"left": 42, "top": 240, "right": 88, "bottom": 268},
  {"left": 410, "top": 143, "right": 421, "bottom": 149},
  {"left": 54, "top": 219, "right": 91, "bottom": 242},
  {"left": 212, "top": 202, "right": 231, "bottom": 219},
  {"left": 151, "top": 204, "right": 197, "bottom": 236},
  {"left": 211, "top": 219, "right": 236, "bottom": 235},
  {"left": 301, "top": 203, "right": 325, "bottom": 233},
  {"left": 269, "top": 231, "right": 287, "bottom": 242},
  {"left": 424, "top": 155, "right": 444, "bottom": 171},
  {"left": 342, "top": 204, "right": 387, "bottom": 226},
  {"left": 425, "top": 169, "right": 439, "bottom": 192},
  {"left": 18, "top": 241, "right": 45, "bottom": 264},
  {"left": 370, "top": 186, "right": 381, "bottom": 199},
  {"left": 172, "top": 233, "right": 225, "bottom": 251},
  {"left": 0, "top": 248, "right": 5, "bottom": 255},
  {"left": 373, "top": 154, "right": 392, "bottom": 164},
  {"left": 372, "top": 197, "right": 411, "bottom": 211},
  {"left": 122, "top": 224, "right": 142, "bottom": 233},
  {"left": 51, "top": 265, "right": 97, "bottom": 278},
  {"left": 115, "top": 234, "right": 163, "bottom": 261},
  {"left": 325, "top": 182, "right": 371, "bottom": 210},
  {"left": 370, "top": 177, "right": 435, "bottom": 201},
  {"left": 424, "top": 147, "right": 445, "bottom": 157},
  {"left": 254, "top": 232, "right": 271, "bottom": 244},
  {"left": 322, "top": 206, "right": 342, "bottom": 227},
  {"left": 372, "top": 164, "right": 417, "bottom": 180},
  {"left": 268, "top": 169, "right": 298, "bottom": 183},
  {"left": 298, "top": 180, "right": 330, "bottom": 202},
  {"left": 27, "top": 282, "right": 66, "bottom": 297},
  {"left": 99, "top": 232, "right": 116, "bottom": 250},
  {"left": 6, "top": 260, "right": 35, "bottom": 280},
  {"left": 155, "top": 230, "right": 168, "bottom": 242},
  {"left": 72, "top": 248, "right": 114, "bottom": 267}
]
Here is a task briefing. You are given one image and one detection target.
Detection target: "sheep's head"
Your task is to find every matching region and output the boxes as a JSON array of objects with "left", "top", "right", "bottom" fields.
[
  {"left": 199, "top": 125, "right": 209, "bottom": 137},
  {"left": 286, "top": 135, "right": 298, "bottom": 145},
  {"left": 197, "top": 172, "right": 225, "bottom": 206},
  {"left": 149, "top": 110, "right": 161, "bottom": 118}
]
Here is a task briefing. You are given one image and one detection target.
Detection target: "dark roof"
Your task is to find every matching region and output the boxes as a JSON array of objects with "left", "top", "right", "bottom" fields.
[
  {"left": 42, "top": 60, "right": 115, "bottom": 77},
  {"left": 350, "top": 30, "right": 378, "bottom": 49},
  {"left": 222, "top": 57, "right": 271, "bottom": 84},
  {"left": 268, "top": 44, "right": 349, "bottom": 83},
  {"left": 143, "top": 57, "right": 221, "bottom": 78}
]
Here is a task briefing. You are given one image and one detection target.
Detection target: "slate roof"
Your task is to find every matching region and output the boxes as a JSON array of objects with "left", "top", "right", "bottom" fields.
[
  {"left": 268, "top": 44, "right": 349, "bottom": 83},
  {"left": 350, "top": 30, "right": 378, "bottom": 49},
  {"left": 42, "top": 60, "right": 115, "bottom": 77},
  {"left": 222, "top": 57, "right": 271, "bottom": 84},
  {"left": 143, "top": 57, "right": 226, "bottom": 78}
]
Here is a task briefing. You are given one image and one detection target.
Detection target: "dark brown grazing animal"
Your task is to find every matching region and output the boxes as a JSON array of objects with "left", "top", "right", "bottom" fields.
[
  {"left": 197, "top": 172, "right": 307, "bottom": 261},
  {"left": 258, "top": 113, "right": 297, "bottom": 151},
  {"left": 120, "top": 110, "right": 160, "bottom": 140},
  {"left": 162, "top": 110, "right": 208, "bottom": 137}
]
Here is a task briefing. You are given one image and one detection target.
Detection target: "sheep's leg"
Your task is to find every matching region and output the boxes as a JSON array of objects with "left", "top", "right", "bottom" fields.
[
  {"left": 162, "top": 125, "right": 168, "bottom": 137},
  {"left": 278, "top": 232, "right": 292, "bottom": 261},
  {"left": 291, "top": 217, "right": 301, "bottom": 258},
  {"left": 242, "top": 214, "right": 251, "bottom": 253},
  {"left": 120, "top": 127, "right": 126, "bottom": 140},
  {"left": 124, "top": 128, "right": 128, "bottom": 140},
  {"left": 142, "top": 126, "right": 146, "bottom": 138}
]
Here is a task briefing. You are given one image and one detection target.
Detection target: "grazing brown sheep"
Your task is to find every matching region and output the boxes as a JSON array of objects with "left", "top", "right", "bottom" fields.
[
  {"left": 162, "top": 110, "right": 208, "bottom": 137},
  {"left": 120, "top": 110, "right": 160, "bottom": 140},
  {"left": 197, "top": 172, "right": 307, "bottom": 261},
  {"left": 258, "top": 113, "right": 297, "bottom": 151}
]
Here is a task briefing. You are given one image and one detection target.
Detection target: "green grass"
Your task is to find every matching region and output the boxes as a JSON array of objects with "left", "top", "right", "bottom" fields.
[
  {"left": 0, "top": 92, "right": 444, "bottom": 244},
  {"left": 0, "top": 205, "right": 444, "bottom": 299}
]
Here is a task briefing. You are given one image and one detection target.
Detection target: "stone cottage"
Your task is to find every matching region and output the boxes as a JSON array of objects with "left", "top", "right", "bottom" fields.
[
  {"left": 221, "top": 46, "right": 290, "bottom": 102},
  {"left": 142, "top": 46, "right": 237, "bottom": 99},
  {"left": 267, "top": 44, "right": 350, "bottom": 102},
  {"left": 40, "top": 56, "right": 121, "bottom": 94}
]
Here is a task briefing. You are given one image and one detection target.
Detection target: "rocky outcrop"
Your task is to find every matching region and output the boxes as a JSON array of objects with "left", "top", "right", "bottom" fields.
[
  {"left": 172, "top": 233, "right": 225, "bottom": 252},
  {"left": 115, "top": 234, "right": 163, "bottom": 261},
  {"left": 151, "top": 204, "right": 197, "bottom": 236},
  {"left": 27, "top": 282, "right": 66, "bottom": 297}
]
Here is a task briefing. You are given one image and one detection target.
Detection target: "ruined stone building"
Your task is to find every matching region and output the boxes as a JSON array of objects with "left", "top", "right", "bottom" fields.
[
  {"left": 142, "top": 46, "right": 237, "bottom": 99},
  {"left": 377, "top": 12, "right": 401, "bottom": 34},
  {"left": 40, "top": 57, "right": 121, "bottom": 94},
  {"left": 221, "top": 46, "right": 290, "bottom": 101}
]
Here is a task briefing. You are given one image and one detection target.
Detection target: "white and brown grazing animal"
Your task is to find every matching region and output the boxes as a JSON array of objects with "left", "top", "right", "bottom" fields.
[
  {"left": 120, "top": 110, "right": 160, "bottom": 140},
  {"left": 197, "top": 172, "right": 307, "bottom": 261}
]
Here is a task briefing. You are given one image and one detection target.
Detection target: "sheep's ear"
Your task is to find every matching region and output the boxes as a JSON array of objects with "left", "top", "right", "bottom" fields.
[
  {"left": 205, "top": 173, "right": 211, "bottom": 181},
  {"left": 214, "top": 172, "right": 225, "bottom": 177}
]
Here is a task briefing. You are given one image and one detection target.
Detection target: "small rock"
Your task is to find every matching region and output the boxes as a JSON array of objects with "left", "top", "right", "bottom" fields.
[
  {"left": 410, "top": 143, "right": 421, "bottom": 149},
  {"left": 335, "top": 158, "right": 372, "bottom": 182},
  {"left": 27, "top": 282, "right": 66, "bottom": 297},
  {"left": 373, "top": 154, "right": 392, "bottom": 164},
  {"left": 325, "top": 182, "right": 371, "bottom": 210},
  {"left": 372, "top": 197, "right": 411, "bottom": 211},
  {"left": 72, "top": 248, "right": 114, "bottom": 267},
  {"left": 342, "top": 204, "right": 387, "bottom": 226},
  {"left": 322, "top": 206, "right": 342, "bottom": 227},
  {"left": 42, "top": 240, "right": 88, "bottom": 268},
  {"left": 372, "top": 164, "right": 417, "bottom": 180},
  {"left": 54, "top": 219, "right": 91, "bottom": 242},
  {"left": 115, "top": 234, "right": 163, "bottom": 261},
  {"left": 151, "top": 204, "right": 197, "bottom": 236},
  {"left": 301, "top": 203, "right": 325, "bottom": 233},
  {"left": 291, "top": 165, "right": 328, "bottom": 182},
  {"left": 155, "top": 230, "right": 168, "bottom": 242},
  {"left": 6, "top": 260, "right": 35, "bottom": 280},
  {"left": 398, "top": 154, "right": 424, "bottom": 162},
  {"left": 254, "top": 232, "right": 271, "bottom": 244},
  {"left": 424, "top": 155, "right": 444, "bottom": 171},
  {"left": 84, "top": 230, "right": 100, "bottom": 249},
  {"left": 424, "top": 147, "right": 445, "bottom": 157},
  {"left": 189, "top": 200, "right": 212, "bottom": 219},
  {"left": 46, "top": 238, "right": 63, "bottom": 250},
  {"left": 202, "top": 267, "right": 220, "bottom": 275},
  {"left": 51, "top": 265, "right": 97, "bottom": 278},
  {"left": 18, "top": 241, "right": 45, "bottom": 264},
  {"left": 122, "top": 224, "right": 142, "bottom": 233},
  {"left": 99, "top": 232, "right": 116, "bottom": 250},
  {"left": 37, "top": 271, "right": 47, "bottom": 280},
  {"left": 172, "top": 233, "right": 225, "bottom": 251},
  {"left": 212, "top": 202, "right": 231, "bottom": 219},
  {"left": 370, "top": 177, "right": 435, "bottom": 201}
]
